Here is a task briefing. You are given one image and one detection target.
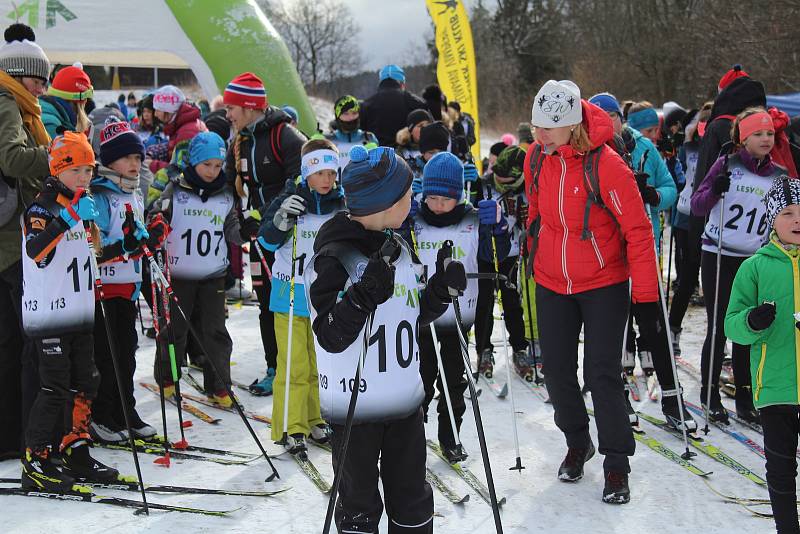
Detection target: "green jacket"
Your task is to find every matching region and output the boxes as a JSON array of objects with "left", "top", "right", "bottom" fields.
[
  {"left": 725, "top": 237, "right": 800, "bottom": 409},
  {"left": 0, "top": 87, "right": 50, "bottom": 273}
]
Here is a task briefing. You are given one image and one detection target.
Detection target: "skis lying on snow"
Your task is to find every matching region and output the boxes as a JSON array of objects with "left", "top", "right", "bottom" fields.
[
  {"left": 139, "top": 382, "right": 221, "bottom": 424},
  {"left": 425, "top": 468, "right": 469, "bottom": 504},
  {"left": 637, "top": 411, "right": 766, "bottom": 487},
  {"left": 96, "top": 440, "right": 261, "bottom": 466},
  {"left": 515, "top": 369, "right": 550, "bottom": 403},
  {"left": 140, "top": 435, "right": 258, "bottom": 459},
  {"left": 703, "top": 479, "right": 777, "bottom": 519},
  {"left": 427, "top": 440, "right": 506, "bottom": 507},
  {"left": 0, "top": 485, "right": 238, "bottom": 516},
  {"left": 624, "top": 373, "right": 641, "bottom": 402},
  {"left": 291, "top": 450, "right": 331, "bottom": 494},
  {"left": 683, "top": 401, "right": 766, "bottom": 459},
  {"left": 142, "top": 381, "right": 273, "bottom": 426},
  {"left": 586, "top": 408, "right": 711, "bottom": 477},
  {"left": 479, "top": 373, "right": 508, "bottom": 398},
  {"left": 0, "top": 478, "right": 287, "bottom": 498}
]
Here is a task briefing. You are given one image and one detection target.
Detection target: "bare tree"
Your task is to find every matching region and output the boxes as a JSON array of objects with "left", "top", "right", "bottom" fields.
[{"left": 263, "top": 0, "right": 364, "bottom": 93}]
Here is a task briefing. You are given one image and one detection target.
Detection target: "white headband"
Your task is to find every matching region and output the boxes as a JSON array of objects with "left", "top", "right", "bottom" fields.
[{"left": 301, "top": 149, "right": 339, "bottom": 179}]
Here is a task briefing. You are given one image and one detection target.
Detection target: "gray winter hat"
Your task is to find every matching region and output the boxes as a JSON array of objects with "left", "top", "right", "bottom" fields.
[
  {"left": 765, "top": 176, "right": 800, "bottom": 229},
  {"left": 0, "top": 24, "right": 50, "bottom": 80}
]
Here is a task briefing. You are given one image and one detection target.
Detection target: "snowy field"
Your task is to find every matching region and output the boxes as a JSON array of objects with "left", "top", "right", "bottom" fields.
[{"left": 0, "top": 259, "right": 775, "bottom": 533}]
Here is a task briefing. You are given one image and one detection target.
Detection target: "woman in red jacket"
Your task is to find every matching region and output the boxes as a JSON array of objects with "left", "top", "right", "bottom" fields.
[{"left": 524, "top": 80, "right": 658, "bottom": 504}]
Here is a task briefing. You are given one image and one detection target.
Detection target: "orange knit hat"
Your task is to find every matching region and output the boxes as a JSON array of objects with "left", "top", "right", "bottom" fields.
[{"left": 48, "top": 131, "right": 95, "bottom": 176}]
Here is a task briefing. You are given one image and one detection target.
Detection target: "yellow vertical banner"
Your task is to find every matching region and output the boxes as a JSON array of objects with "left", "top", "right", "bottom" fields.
[{"left": 426, "top": 0, "right": 481, "bottom": 170}]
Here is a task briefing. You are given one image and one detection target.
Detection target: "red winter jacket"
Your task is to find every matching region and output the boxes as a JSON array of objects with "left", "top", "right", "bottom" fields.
[
  {"left": 524, "top": 100, "right": 658, "bottom": 303},
  {"left": 149, "top": 102, "right": 207, "bottom": 173}
]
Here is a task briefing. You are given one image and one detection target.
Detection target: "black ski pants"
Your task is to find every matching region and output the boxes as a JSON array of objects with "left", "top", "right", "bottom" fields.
[
  {"left": 250, "top": 246, "right": 278, "bottom": 370},
  {"left": 0, "top": 261, "right": 38, "bottom": 457},
  {"left": 92, "top": 298, "right": 142, "bottom": 428},
  {"left": 537, "top": 281, "right": 635, "bottom": 473},
  {"left": 699, "top": 251, "right": 751, "bottom": 407},
  {"left": 669, "top": 215, "right": 702, "bottom": 332},
  {"left": 761, "top": 405, "right": 800, "bottom": 534},
  {"left": 331, "top": 409, "right": 433, "bottom": 533},
  {"left": 475, "top": 256, "right": 526, "bottom": 354},
  {"left": 419, "top": 325, "right": 468, "bottom": 448}
]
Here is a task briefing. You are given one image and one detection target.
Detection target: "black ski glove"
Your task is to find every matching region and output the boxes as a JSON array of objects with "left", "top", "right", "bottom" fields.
[
  {"left": 239, "top": 209, "right": 262, "bottom": 241},
  {"left": 347, "top": 255, "right": 395, "bottom": 313},
  {"left": 712, "top": 171, "right": 731, "bottom": 195},
  {"left": 639, "top": 184, "right": 660, "bottom": 206},
  {"left": 748, "top": 302, "right": 776, "bottom": 331},
  {"left": 430, "top": 242, "right": 467, "bottom": 301}
]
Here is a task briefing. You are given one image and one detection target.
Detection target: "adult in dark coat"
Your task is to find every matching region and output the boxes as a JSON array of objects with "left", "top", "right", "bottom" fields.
[{"left": 360, "top": 64, "right": 427, "bottom": 147}]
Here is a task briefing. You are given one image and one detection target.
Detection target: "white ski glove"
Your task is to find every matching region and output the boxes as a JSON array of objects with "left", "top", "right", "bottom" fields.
[{"left": 273, "top": 194, "right": 307, "bottom": 232}]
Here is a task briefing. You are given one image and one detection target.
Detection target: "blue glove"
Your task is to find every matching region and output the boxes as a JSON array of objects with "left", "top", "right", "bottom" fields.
[
  {"left": 409, "top": 198, "right": 419, "bottom": 219},
  {"left": 59, "top": 196, "right": 99, "bottom": 227},
  {"left": 478, "top": 199, "right": 500, "bottom": 225},
  {"left": 463, "top": 163, "right": 479, "bottom": 183},
  {"left": 412, "top": 175, "right": 423, "bottom": 195}
]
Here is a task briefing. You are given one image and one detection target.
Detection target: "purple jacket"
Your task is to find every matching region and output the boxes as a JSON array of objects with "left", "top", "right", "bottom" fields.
[{"left": 691, "top": 148, "right": 782, "bottom": 217}]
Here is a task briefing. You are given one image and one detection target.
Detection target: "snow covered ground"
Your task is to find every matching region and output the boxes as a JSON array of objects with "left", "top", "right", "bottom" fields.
[{"left": 0, "top": 258, "right": 775, "bottom": 533}]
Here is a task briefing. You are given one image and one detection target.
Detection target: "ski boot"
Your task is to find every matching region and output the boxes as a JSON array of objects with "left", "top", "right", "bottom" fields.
[
  {"left": 21, "top": 448, "right": 76, "bottom": 492},
  {"left": 735, "top": 385, "right": 761, "bottom": 425},
  {"left": 61, "top": 440, "right": 120, "bottom": 483},
  {"left": 513, "top": 349, "right": 534, "bottom": 382},
  {"left": 661, "top": 394, "right": 697, "bottom": 433},
  {"left": 282, "top": 433, "right": 308, "bottom": 456},
  {"left": 209, "top": 390, "right": 234, "bottom": 409},
  {"left": 669, "top": 327, "right": 682, "bottom": 357},
  {"left": 249, "top": 367, "right": 276, "bottom": 396},
  {"left": 557, "top": 442, "right": 595, "bottom": 482},
  {"left": 720, "top": 356, "right": 734, "bottom": 385},
  {"left": 701, "top": 393, "right": 730, "bottom": 425},
  {"left": 602, "top": 470, "right": 630, "bottom": 504},
  {"left": 310, "top": 423, "right": 332, "bottom": 445},
  {"left": 129, "top": 413, "right": 157, "bottom": 440},
  {"left": 440, "top": 441, "right": 468, "bottom": 464},
  {"left": 89, "top": 420, "right": 129, "bottom": 444},
  {"left": 532, "top": 339, "right": 544, "bottom": 380},
  {"left": 478, "top": 348, "right": 494, "bottom": 378}
]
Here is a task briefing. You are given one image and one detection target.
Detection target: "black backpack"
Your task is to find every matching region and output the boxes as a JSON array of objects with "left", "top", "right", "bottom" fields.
[{"left": 525, "top": 133, "right": 632, "bottom": 267}]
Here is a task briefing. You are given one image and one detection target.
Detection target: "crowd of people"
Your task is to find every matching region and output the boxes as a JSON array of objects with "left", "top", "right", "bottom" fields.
[{"left": 1, "top": 20, "right": 800, "bottom": 534}]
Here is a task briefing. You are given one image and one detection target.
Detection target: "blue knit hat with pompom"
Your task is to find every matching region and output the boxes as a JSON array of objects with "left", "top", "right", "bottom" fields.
[{"left": 341, "top": 145, "right": 413, "bottom": 216}]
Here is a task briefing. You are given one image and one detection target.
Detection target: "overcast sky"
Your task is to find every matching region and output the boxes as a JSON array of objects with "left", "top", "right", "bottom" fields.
[{"left": 325, "top": 0, "right": 483, "bottom": 71}]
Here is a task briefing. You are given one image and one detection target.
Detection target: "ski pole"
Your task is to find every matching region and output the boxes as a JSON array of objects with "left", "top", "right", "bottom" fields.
[
  {"left": 703, "top": 191, "right": 726, "bottom": 435},
  {"left": 76, "top": 191, "right": 149, "bottom": 515},
  {"left": 645, "top": 209, "right": 695, "bottom": 459},
  {"left": 252, "top": 237, "right": 272, "bottom": 280},
  {"left": 665, "top": 225, "right": 674, "bottom": 310},
  {"left": 136, "top": 296, "right": 145, "bottom": 335},
  {"left": 141, "top": 243, "right": 280, "bottom": 482},
  {"left": 323, "top": 235, "right": 399, "bottom": 534},
  {"left": 451, "top": 286, "right": 504, "bottom": 533},
  {"left": 486, "top": 191, "right": 524, "bottom": 472},
  {"left": 149, "top": 254, "right": 171, "bottom": 467},
  {"left": 519, "top": 224, "right": 542, "bottom": 385},
  {"left": 138, "top": 207, "right": 188, "bottom": 450},
  {"left": 280, "top": 225, "right": 298, "bottom": 446},
  {"left": 409, "top": 228, "right": 464, "bottom": 459}
]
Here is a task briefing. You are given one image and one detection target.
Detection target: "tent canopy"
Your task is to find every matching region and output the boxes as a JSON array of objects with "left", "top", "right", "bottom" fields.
[
  {"left": 767, "top": 93, "right": 800, "bottom": 118},
  {"left": 2, "top": 0, "right": 316, "bottom": 133}
]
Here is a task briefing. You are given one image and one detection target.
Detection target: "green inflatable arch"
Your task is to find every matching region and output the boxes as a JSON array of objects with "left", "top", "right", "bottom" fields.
[{"left": 2, "top": 0, "right": 316, "bottom": 133}]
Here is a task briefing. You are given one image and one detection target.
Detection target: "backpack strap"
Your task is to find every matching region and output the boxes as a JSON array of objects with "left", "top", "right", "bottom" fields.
[
  {"left": 581, "top": 147, "right": 604, "bottom": 241},
  {"left": 270, "top": 121, "right": 286, "bottom": 167},
  {"left": 526, "top": 143, "right": 545, "bottom": 197}
]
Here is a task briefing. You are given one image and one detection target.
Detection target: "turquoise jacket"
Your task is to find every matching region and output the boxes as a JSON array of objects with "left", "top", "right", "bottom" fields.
[
  {"left": 627, "top": 126, "right": 676, "bottom": 252},
  {"left": 39, "top": 96, "right": 74, "bottom": 139}
]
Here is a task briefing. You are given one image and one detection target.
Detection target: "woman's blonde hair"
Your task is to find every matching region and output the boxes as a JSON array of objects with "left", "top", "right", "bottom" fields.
[
  {"left": 73, "top": 101, "right": 90, "bottom": 134},
  {"left": 731, "top": 106, "right": 769, "bottom": 146},
  {"left": 569, "top": 123, "right": 592, "bottom": 153}
]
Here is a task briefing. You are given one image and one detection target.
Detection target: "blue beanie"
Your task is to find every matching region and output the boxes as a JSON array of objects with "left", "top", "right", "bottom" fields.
[
  {"left": 627, "top": 108, "right": 659, "bottom": 131},
  {"left": 342, "top": 145, "right": 413, "bottom": 216},
  {"left": 588, "top": 93, "right": 621, "bottom": 115},
  {"left": 423, "top": 152, "right": 463, "bottom": 201},
  {"left": 189, "top": 132, "right": 227, "bottom": 167},
  {"left": 281, "top": 105, "right": 298, "bottom": 123},
  {"left": 379, "top": 64, "right": 405, "bottom": 83}
]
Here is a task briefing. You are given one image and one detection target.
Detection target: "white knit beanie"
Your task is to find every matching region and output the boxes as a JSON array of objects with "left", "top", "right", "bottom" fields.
[
  {"left": 531, "top": 79, "right": 582, "bottom": 128},
  {"left": 153, "top": 85, "right": 186, "bottom": 113},
  {"left": 0, "top": 24, "right": 50, "bottom": 80}
]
